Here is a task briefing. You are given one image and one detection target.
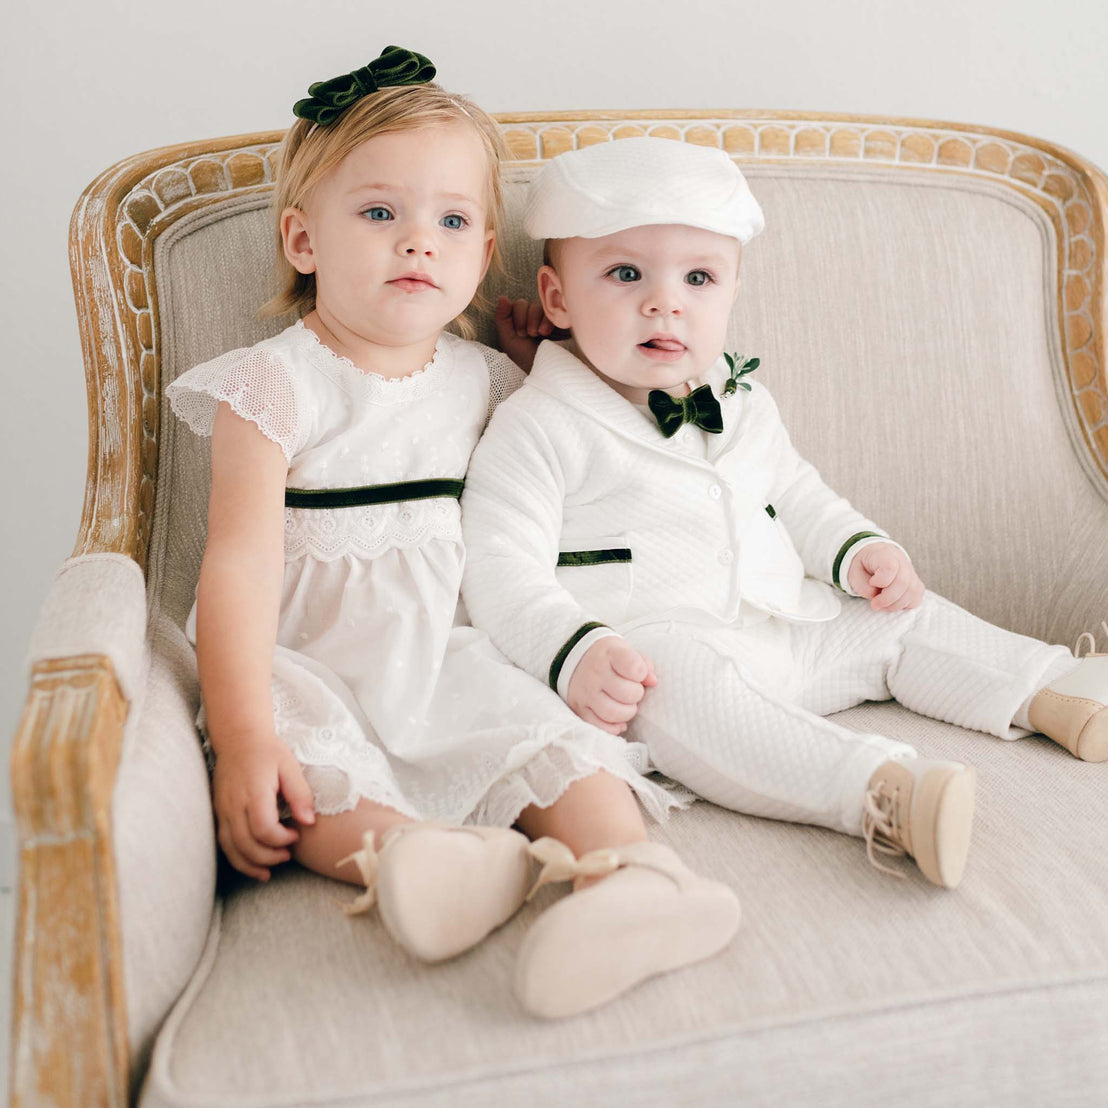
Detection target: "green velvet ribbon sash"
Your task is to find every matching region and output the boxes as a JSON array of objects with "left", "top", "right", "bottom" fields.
[
  {"left": 556, "top": 549, "right": 633, "bottom": 567},
  {"left": 284, "top": 478, "right": 464, "bottom": 509}
]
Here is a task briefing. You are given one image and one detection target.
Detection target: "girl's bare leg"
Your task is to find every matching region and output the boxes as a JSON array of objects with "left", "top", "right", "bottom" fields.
[
  {"left": 291, "top": 798, "right": 414, "bottom": 885},
  {"left": 515, "top": 770, "right": 647, "bottom": 886}
]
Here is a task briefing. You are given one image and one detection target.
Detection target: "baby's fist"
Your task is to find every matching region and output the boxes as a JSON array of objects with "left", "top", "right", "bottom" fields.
[
  {"left": 566, "top": 636, "right": 657, "bottom": 735},
  {"left": 847, "top": 541, "right": 925, "bottom": 612}
]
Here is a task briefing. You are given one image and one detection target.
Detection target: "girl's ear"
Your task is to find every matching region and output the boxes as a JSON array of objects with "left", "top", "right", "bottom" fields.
[
  {"left": 281, "top": 207, "right": 316, "bottom": 274},
  {"left": 479, "top": 228, "right": 496, "bottom": 281},
  {"left": 537, "top": 265, "right": 572, "bottom": 329}
]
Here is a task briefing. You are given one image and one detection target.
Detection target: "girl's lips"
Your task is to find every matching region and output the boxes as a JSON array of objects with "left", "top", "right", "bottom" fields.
[{"left": 389, "top": 273, "right": 438, "bottom": 292}]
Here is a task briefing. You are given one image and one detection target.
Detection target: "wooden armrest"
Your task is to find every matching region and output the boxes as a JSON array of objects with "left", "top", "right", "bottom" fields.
[{"left": 10, "top": 654, "right": 129, "bottom": 1108}]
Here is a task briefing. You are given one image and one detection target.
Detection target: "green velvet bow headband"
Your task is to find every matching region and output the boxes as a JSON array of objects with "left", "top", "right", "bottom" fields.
[{"left": 293, "top": 45, "right": 437, "bottom": 126}]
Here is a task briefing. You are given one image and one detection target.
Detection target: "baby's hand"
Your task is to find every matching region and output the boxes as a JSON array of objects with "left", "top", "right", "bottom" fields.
[
  {"left": 494, "top": 296, "right": 555, "bottom": 373},
  {"left": 211, "top": 734, "right": 316, "bottom": 881},
  {"left": 566, "top": 637, "right": 658, "bottom": 735},
  {"left": 847, "top": 542, "right": 925, "bottom": 612}
]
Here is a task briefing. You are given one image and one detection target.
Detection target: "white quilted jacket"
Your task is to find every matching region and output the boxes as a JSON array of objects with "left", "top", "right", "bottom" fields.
[{"left": 461, "top": 340, "right": 896, "bottom": 695}]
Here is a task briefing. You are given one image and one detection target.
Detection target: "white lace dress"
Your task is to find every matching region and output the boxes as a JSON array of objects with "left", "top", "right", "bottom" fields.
[{"left": 167, "top": 321, "right": 683, "bottom": 826}]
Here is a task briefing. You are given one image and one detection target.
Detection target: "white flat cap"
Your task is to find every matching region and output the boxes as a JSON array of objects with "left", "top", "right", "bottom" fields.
[{"left": 524, "top": 136, "right": 765, "bottom": 244}]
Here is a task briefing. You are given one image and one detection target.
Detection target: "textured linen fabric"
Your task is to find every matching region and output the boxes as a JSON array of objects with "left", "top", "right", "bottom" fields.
[
  {"left": 138, "top": 703, "right": 1108, "bottom": 1108},
  {"left": 26, "top": 553, "right": 149, "bottom": 704},
  {"left": 112, "top": 161, "right": 1108, "bottom": 1103},
  {"left": 113, "top": 614, "right": 218, "bottom": 1091}
]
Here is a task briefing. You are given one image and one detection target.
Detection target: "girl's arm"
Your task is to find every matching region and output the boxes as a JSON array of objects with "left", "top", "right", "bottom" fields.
[{"left": 196, "top": 402, "right": 315, "bottom": 880}]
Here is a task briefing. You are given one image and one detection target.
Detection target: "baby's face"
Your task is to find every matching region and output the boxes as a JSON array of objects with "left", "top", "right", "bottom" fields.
[{"left": 538, "top": 224, "right": 741, "bottom": 404}]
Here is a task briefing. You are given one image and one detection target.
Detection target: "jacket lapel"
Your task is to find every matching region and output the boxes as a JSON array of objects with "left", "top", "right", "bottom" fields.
[{"left": 527, "top": 341, "right": 745, "bottom": 468}]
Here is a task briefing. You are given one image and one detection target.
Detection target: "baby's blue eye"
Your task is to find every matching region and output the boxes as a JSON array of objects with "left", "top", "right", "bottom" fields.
[
  {"left": 686, "top": 270, "right": 711, "bottom": 286},
  {"left": 441, "top": 214, "right": 466, "bottom": 230},
  {"left": 364, "top": 207, "right": 393, "bottom": 221},
  {"left": 610, "top": 265, "right": 641, "bottom": 283}
]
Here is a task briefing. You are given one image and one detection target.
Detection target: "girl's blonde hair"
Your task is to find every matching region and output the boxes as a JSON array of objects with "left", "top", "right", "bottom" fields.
[{"left": 263, "top": 83, "right": 506, "bottom": 340}]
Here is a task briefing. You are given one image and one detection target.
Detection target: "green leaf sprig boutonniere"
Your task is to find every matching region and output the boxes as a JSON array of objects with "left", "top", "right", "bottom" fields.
[{"left": 722, "top": 353, "right": 760, "bottom": 396}]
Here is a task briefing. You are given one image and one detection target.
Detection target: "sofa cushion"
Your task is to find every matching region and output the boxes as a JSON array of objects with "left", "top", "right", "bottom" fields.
[{"left": 138, "top": 702, "right": 1108, "bottom": 1108}]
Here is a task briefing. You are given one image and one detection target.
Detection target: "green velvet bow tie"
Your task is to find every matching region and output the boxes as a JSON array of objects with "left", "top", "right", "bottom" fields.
[
  {"left": 647, "top": 385, "right": 725, "bottom": 438},
  {"left": 293, "top": 46, "right": 437, "bottom": 126}
]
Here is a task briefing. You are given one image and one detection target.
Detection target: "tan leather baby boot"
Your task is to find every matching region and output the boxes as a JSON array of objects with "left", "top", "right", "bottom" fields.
[
  {"left": 514, "top": 837, "right": 741, "bottom": 1019},
  {"left": 863, "top": 757, "right": 976, "bottom": 888},
  {"left": 341, "top": 823, "right": 533, "bottom": 962},
  {"left": 1027, "top": 654, "right": 1108, "bottom": 762}
]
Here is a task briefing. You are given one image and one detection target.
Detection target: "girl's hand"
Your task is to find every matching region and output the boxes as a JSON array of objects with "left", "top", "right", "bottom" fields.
[
  {"left": 847, "top": 542, "right": 925, "bottom": 612},
  {"left": 211, "top": 734, "right": 316, "bottom": 881},
  {"left": 566, "top": 637, "right": 658, "bottom": 735},
  {"left": 494, "top": 296, "right": 556, "bottom": 373}
]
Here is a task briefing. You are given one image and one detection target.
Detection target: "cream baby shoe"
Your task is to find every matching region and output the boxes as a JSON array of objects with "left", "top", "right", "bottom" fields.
[
  {"left": 1027, "top": 653, "right": 1108, "bottom": 762},
  {"left": 341, "top": 823, "right": 533, "bottom": 962},
  {"left": 863, "top": 757, "right": 976, "bottom": 888},
  {"left": 514, "top": 837, "right": 741, "bottom": 1019}
]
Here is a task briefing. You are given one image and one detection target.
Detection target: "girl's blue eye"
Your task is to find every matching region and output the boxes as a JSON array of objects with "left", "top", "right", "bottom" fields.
[
  {"left": 686, "top": 270, "right": 711, "bottom": 287},
  {"left": 441, "top": 214, "right": 466, "bottom": 230},
  {"left": 610, "top": 265, "right": 640, "bottom": 283},
  {"left": 364, "top": 207, "right": 393, "bottom": 221}
]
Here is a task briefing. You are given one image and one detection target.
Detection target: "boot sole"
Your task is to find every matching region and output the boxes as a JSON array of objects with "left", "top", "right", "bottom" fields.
[
  {"left": 516, "top": 878, "right": 741, "bottom": 1019},
  {"left": 910, "top": 764, "right": 976, "bottom": 889},
  {"left": 1076, "top": 706, "right": 1108, "bottom": 762}
]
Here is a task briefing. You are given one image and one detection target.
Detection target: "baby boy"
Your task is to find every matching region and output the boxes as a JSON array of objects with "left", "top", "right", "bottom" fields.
[{"left": 461, "top": 137, "right": 1106, "bottom": 887}]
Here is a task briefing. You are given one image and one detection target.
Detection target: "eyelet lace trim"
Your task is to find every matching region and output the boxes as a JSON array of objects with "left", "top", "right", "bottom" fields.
[
  {"left": 283, "top": 499, "right": 460, "bottom": 561},
  {"left": 293, "top": 320, "right": 451, "bottom": 404}
]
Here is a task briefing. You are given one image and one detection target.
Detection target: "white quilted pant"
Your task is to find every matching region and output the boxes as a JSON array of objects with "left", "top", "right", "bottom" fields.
[{"left": 626, "top": 591, "right": 1075, "bottom": 836}]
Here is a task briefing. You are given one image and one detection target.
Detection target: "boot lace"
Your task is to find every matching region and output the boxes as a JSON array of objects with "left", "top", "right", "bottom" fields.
[
  {"left": 1074, "top": 620, "right": 1108, "bottom": 658},
  {"left": 861, "top": 784, "right": 908, "bottom": 879}
]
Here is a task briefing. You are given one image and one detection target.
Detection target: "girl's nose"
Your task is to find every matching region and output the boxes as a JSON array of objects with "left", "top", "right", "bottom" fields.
[{"left": 398, "top": 224, "right": 436, "bottom": 257}]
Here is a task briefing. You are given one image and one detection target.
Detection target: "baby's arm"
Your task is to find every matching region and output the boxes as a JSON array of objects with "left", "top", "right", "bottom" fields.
[
  {"left": 493, "top": 296, "right": 556, "bottom": 374},
  {"left": 565, "top": 637, "right": 657, "bottom": 735},
  {"left": 462, "top": 403, "right": 654, "bottom": 733},
  {"left": 758, "top": 387, "right": 922, "bottom": 605},
  {"left": 845, "top": 541, "right": 924, "bottom": 611},
  {"left": 197, "top": 403, "right": 315, "bottom": 880}
]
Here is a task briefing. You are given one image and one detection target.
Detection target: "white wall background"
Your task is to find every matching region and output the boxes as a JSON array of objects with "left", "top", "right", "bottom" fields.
[{"left": 3, "top": 0, "right": 1107, "bottom": 879}]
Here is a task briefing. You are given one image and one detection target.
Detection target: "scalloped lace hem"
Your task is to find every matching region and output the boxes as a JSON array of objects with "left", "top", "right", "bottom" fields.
[{"left": 471, "top": 740, "right": 692, "bottom": 828}]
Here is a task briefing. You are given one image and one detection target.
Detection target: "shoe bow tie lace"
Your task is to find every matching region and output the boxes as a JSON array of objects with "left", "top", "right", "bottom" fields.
[
  {"left": 525, "top": 837, "right": 621, "bottom": 900},
  {"left": 293, "top": 45, "right": 437, "bottom": 126},
  {"left": 647, "top": 385, "right": 724, "bottom": 438}
]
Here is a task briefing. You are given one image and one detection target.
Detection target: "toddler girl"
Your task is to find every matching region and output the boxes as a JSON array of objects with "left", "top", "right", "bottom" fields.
[{"left": 167, "top": 48, "right": 738, "bottom": 1019}]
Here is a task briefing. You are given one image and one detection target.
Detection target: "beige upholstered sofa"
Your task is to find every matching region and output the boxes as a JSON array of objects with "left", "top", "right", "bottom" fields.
[{"left": 11, "top": 111, "right": 1108, "bottom": 1108}]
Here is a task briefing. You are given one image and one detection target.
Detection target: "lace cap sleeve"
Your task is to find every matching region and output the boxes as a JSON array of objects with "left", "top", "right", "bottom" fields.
[
  {"left": 474, "top": 343, "right": 525, "bottom": 426},
  {"left": 166, "top": 344, "right": 303, "bottom": 462}
]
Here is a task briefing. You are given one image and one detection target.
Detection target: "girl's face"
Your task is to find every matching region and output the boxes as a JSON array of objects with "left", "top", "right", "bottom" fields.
[{"left": 282, "top": 123, "right": 495, "bottom": 352}]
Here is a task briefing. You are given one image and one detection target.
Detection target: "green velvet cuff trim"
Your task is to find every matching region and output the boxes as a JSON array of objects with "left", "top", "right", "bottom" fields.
[
  {"left": 765, "top": 504, "right": 776, "bottom": 519},
  {"left": 556, "top": 549, "right": 632, "bottom": 567},
  {"left": 285, "top": 478, "right": 464, "bottom": 509},
  {"left": 832, "top": 531, "right": 885, "bottom": 590},
  {"left": 549, "top": 622, "right": 609, "bottom": 691}
]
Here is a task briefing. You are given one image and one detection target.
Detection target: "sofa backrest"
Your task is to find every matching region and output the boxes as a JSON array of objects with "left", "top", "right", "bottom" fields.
[{"left": 88, "top": 116, "right": 1106, "bottom": 648}]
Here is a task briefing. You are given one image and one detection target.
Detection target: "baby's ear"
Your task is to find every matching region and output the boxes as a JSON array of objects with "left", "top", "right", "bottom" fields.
[{"left": 537, "top": 265, "right": 572, "bottom": 329}]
